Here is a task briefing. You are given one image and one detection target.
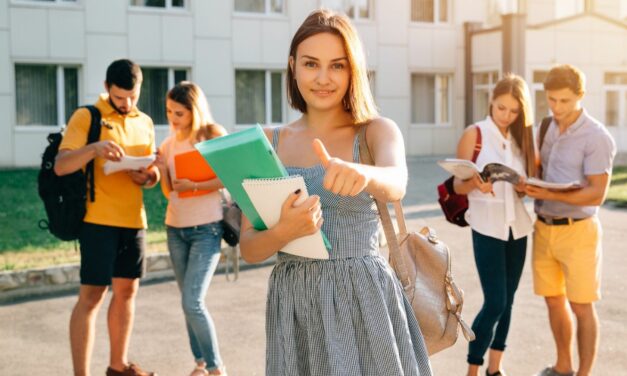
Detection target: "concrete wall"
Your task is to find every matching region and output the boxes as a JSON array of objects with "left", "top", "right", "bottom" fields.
[
  {"left": 472, "top": 13, "right": 627, "bottom": 152},
  {"left": 3, "top": 0, "right": 626, "bottom": 166}
]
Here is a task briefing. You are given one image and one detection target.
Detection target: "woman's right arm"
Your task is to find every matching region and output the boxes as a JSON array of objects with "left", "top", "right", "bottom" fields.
[
  {"left": 155, "top": 144, "right": 172, "bottom": 199},
  {"left": 453, "top": 126, "right": 492, "bottom": 195},
  {"left": 239, "top": 191, "right": 323, "bottom": 263}
]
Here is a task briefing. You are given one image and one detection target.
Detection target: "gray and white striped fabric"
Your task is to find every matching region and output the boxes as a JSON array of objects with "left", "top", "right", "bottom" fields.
[{"left": 265, "top": 128, "right": 433, "bottom": 376}]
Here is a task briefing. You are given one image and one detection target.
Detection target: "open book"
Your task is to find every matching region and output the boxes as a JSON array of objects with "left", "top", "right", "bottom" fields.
[
  {"left": 242, "top": 176, "right": 329, "bottom": 259},
  {"left": 103, "top": 155, "right": 156, "bottom": 175},
  {"left": 437, "top": 159, "right": 521, "bottom": 184},
  {"left": 526, "top": 177, "right": 582, "bottom": 191}
]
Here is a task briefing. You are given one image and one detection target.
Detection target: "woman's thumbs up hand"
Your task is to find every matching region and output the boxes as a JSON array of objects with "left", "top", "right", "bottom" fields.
[{"left": 312, "top": 138, "right": 369, "bottom": 196}]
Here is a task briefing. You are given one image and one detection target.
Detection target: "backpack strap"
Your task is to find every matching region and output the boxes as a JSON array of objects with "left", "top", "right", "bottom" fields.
[
  {"left": 357, "top": 124, "right": 412, "bottom": 289},
  {"left": 538, "top": 116, "right": 552, "bottom": 151},
  {"left": 537, "top": 116, "right": 552, "bottom": 179},
  {"left": 471, "top": 126, "right": 482, "bottom": 163},
  {"left": 84, "top": 105, "right": 102, "bottom": 202}
]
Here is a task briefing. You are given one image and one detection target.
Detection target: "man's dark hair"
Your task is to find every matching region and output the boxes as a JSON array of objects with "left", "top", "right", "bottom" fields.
[{"left": 105, "top": 59, "right": 142, "bottom": 90}]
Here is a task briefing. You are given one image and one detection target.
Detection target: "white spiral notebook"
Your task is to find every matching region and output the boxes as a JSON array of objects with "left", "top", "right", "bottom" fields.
[{"left": 242, "top": 176, "right": 329, "bottom": 259}]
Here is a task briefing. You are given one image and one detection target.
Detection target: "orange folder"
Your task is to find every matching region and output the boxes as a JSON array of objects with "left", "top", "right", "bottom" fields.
[{"left": 174, "top": 150, "right": 217, "bottom": 198}]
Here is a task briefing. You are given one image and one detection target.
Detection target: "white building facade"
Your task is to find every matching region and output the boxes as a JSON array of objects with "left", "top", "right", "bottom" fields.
[{"left": 0, "top": 0, "right": 625, "bottom": 167}]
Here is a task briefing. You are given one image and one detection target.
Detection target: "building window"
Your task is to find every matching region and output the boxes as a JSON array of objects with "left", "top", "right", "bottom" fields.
[
  {"left": 531, "top": 70, "right": 549, "bottom": 126},
  {"left": 411, "top": 0, "right": 448, "bottom": 23},
  {"left": 234, "top": 0, "right": 284, "bottom": 15},
  {"left": 130, "top": 0, "right": 185, "bottom": 9},
  {"left": 137, "top": 67, "right": 188, "bottom": 125},
  {"left": 15, "top": 64, "right": 78, "bottom": 126},
  {"left": 235, "top": 70, "right": 284, "bottom": 126},
  {"left": 604, "top": 72, "right": 627, "bottom": 127},
  {"left": 473, "top": 71, "right": 499, "bottom": 121},
  {"left": 320, "top": 0, "right": 372, "bottom": 20},
  {"left": 411, "top": 73, "right": 452, "bottom": 125}
]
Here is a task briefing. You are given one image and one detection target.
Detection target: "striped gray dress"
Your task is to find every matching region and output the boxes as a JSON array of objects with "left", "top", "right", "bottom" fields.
[{"left": 266, "top": 128, "right": 432, "bottom": 376}]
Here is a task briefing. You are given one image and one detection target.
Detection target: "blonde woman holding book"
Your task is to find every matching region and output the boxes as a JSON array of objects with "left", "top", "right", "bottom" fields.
[
  {"left": 453, "top": 74, "right": 537, "bottom": 376},
  {"left": 154, "top": 82, "right": 227, "bottom": 376},
  {"left": 239, "top": 9, "right": 432, "bottom": 376}
]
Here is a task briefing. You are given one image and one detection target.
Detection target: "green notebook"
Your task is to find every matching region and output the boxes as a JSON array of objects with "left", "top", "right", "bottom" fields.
[
  {"left": 195, "top": 125, "right": 287, "bottom": 230},
  {"left": 195, "top": 125, "right": 332, "bottom": 252}
]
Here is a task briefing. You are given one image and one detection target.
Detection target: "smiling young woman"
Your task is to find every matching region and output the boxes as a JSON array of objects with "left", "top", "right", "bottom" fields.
[{"left": 238, "top": 9, "right": 432, "bottom": 376}]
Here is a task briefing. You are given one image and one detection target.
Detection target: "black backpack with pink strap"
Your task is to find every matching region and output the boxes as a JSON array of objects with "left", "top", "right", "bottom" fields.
[{"left": 38, "top": 106, "right": 102, "bottom": 241}]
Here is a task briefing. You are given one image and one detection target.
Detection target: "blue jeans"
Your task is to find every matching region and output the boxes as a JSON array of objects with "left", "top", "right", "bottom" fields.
[
  {"left": 167, "top": 222, "right": 223, "bottom": 370},
  {"left": 467, "top": 229, "right": 527, "bottom": 366}
]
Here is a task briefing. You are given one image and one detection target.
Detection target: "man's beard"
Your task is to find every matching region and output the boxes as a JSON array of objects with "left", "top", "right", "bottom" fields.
[{"left": 109, "top": 98, "right": 131, "bottom": 115}]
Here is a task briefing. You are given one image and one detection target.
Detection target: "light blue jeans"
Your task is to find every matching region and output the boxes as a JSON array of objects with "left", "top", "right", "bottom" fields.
[{"left": 167, "top": 222, "right": 223, "bottom": 371}]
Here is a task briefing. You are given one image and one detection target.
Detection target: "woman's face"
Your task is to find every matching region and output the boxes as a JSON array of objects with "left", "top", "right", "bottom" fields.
[
  {"left": 291, "top": 32, "right": 350, "bottom": 112},
  {"left": 491, "top": 93, "right": 520, "bottom": 131},
  {"left": 166, "top": 99, "right": 193, "bottom": 132}
]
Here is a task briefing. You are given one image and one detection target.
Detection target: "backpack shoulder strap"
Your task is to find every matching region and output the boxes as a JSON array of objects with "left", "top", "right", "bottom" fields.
[
  {"left": 538, "top": 116, "right": 552, "bottom": 151},
  {"left": 470, "top": 125, "right": 482, "bottom": 163},
  {"left": 83, "top": 105, "right": 102, "bottom": 202}
]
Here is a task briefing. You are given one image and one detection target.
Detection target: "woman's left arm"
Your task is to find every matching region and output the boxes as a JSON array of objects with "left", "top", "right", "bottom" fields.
[
  {"left": 360, "top": 117, "right": 408, "bottom": 202},
  {"left": 313, "top": 117, "right": 407, "bottom": 202}
]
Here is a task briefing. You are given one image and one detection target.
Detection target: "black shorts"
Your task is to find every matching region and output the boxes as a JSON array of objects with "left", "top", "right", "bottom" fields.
[{"left": 78, "top": 222, "right": 146, "bottom": 286}]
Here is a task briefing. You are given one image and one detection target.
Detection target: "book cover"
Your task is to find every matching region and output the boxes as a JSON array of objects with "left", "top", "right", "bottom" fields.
[
  {"left": 526, "top": 177, "right": 582, "bottom": 191},
  {"left": 194, "top": 125, "right": 288, "bottom": 230},
  {"left": 174, "top": 149, "right": 216, "bottom": 198},
  {"left": 242, "top": 176, "right": 329, "bottom": 259}
]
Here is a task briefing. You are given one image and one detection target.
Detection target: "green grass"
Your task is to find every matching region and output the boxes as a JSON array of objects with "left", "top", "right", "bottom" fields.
[
  {"left": 1, "top": 164, "right": 626, "bottom": 270},
  {"left": 0, "top": 168, "right": 169, "bottom": 270},
  {"left": 607, "top": 165, "right": 627, "bottom": 207}
]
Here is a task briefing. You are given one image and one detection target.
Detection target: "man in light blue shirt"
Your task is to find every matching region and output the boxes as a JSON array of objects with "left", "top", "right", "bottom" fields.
[{"left": 526, "top": 65, "right": 616, "bottom": 376}]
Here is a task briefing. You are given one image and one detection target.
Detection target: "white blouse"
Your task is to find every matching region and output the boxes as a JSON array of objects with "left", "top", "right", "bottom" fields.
[{"left": 466, "top": 116, "right": 533, "bottom": 241}]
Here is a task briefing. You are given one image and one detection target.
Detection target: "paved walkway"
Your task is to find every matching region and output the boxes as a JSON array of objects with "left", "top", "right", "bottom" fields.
[{"left": 1, "top": 157, "right": 626, "bottom": 375}]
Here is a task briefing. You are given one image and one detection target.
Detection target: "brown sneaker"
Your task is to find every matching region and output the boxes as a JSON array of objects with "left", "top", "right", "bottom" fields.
[{"left": 106, "top": 363, "right": 157, "bottom": 376}]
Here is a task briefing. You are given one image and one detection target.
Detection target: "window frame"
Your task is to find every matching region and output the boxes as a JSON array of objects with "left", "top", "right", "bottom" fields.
[
  {"left": 318, "top": 0, "right": 374, "bottom": 21},
  {"left": 139, "top": 66, "right": 190, "bottom": 127},
  {"left": 410, "top": 0, "right": 450, "bottom": 25},
  {"left": 530, "top": 69, "right": 551, "bottom": 127},
  {"left": 603, "top": 72, "right": 627, "bottom": 128},
  {"left": 234, "top": 69, "right": 287, "bottom": 129},
  {"left": 472, "top": 70, "right": 499, "bottom": 122},
  {"left": 233, "top": 0, "right": 286, "bottom": 17},
  {"left": 10, "top": 0, "right": 81, "bottom": 9},
  {"left": 14, "top": 63, "right": 81, "bottom": 128},
  {"left": 410, "top": 72, "right": 453, "bottom": 128},
  {"left": 128, "top": 0, "right": 187, "bottom": 11}
]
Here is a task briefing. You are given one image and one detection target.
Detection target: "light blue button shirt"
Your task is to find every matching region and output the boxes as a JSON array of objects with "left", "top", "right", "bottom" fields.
[{"left": 535, "top": 109, "right": 616, "bottom": 218}]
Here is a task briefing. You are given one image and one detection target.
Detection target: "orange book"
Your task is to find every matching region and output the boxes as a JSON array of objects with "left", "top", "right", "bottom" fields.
[{"left": 174, "top": 150, "right": 217, "bottom": 198}]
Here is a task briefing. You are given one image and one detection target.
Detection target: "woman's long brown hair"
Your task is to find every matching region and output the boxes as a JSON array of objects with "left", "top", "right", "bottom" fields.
[
  {"left": 286, "top": 9, "right": 378, "bottom": 125},
  {"left": 489, "top": 74, "right": 537, "bottom": 177},
  {"left": 167, "top": 81, "right": 222, "bottom": 142}
]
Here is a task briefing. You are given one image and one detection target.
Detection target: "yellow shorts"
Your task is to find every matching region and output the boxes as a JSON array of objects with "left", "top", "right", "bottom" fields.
[{"left": 532, "top": 216, "right": 602, "bottom": 303}]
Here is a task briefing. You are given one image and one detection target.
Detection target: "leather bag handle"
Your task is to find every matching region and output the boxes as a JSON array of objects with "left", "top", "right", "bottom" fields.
[{"left": 357, "top": 124, "right": 411, "bottom": 289}]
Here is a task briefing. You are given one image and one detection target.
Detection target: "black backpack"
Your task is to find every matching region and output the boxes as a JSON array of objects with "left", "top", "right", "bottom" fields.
[{"left": 38, "top": 105, "right": 102, "bottom": 241}]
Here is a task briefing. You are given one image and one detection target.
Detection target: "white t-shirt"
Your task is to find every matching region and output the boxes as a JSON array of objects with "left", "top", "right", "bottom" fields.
[
  {"left": 159, "top": 135, "right": 222, "bottom": 228},
  {"left": 466, "top": 116, "right": 533, "bottom": 241}
]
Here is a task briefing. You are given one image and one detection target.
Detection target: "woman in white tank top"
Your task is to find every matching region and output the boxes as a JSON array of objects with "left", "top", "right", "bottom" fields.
[{"left": 453, "top": 74, "right": 537, "bottom": 376}]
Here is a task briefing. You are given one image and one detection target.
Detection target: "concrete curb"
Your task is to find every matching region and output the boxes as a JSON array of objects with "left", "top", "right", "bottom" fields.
[{"left": 0, "top": 250, "right": 276, "bottom": 305}]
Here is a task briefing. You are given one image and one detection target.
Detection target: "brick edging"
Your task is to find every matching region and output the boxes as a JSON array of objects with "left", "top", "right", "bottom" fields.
[{"left": 0, "top": 251, "right": 276, "bottom": 305}]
